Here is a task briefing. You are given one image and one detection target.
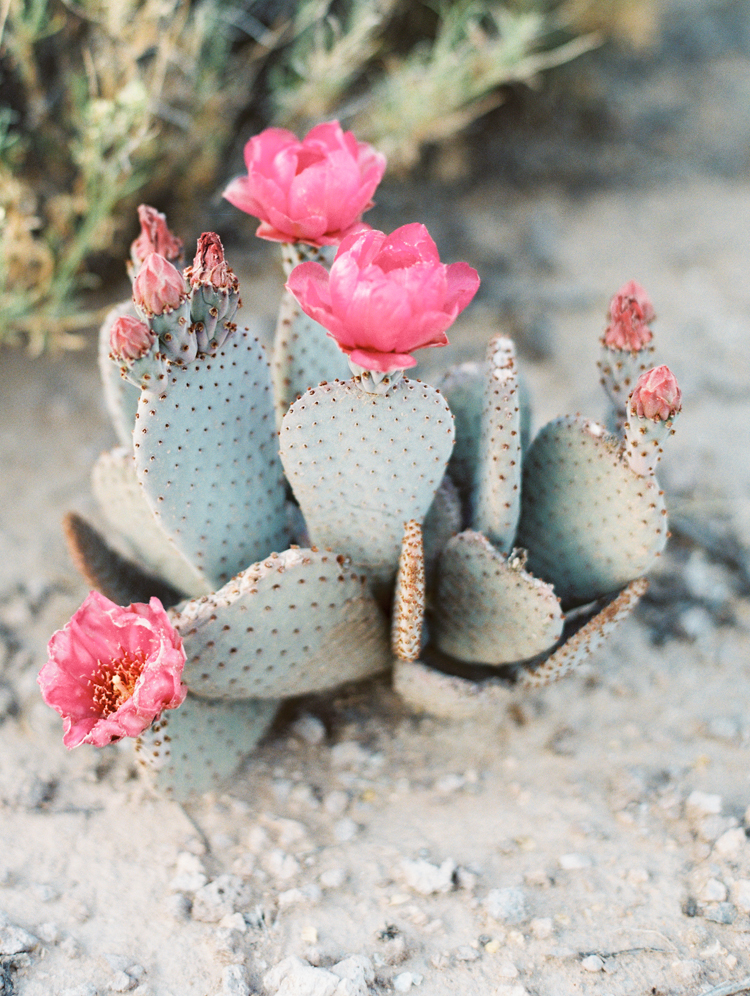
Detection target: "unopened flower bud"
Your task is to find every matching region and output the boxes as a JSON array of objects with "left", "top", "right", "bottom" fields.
[
  {"left": 133, "top": 253, "right": 187, "bottom": 316},
  {"left": 630, "top": 365, "right": 682, "bottom": 421},
  {"left": 130, "top": 205, "right": 183, "bottom": 270},
  {"left": 109, "top": 315, "right": 155, "bottom": 361},
  {"left": 609, "top": 280, "right": 655, "bottom": 324},
  {"left": 185, "top": 232, "right": 239, "bottom": 293}
]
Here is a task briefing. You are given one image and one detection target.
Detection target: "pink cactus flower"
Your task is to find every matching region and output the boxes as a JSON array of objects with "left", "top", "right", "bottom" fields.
[
  {"left": 109, "top": 315, "right": 156, "bottom": 361},
  {"left": 630, "top": 365, "right": 682, "bottom": 421},
  {"left": 38, "top": 592, "right": 187, "bottom": 748},
  {"left": 130, "top": 204, "right": 184, "bottom": 269},
  {"left": 223, "top": 121, "right": 387, "bottom": 247},
  {"left": 185, "top": 232, "right": 239, "bottom": 293},
  {"left": 603, "top": 280, "right": 655, "bottom": 351},
  {"left": 286, "top": 222, "right": 480, "bottom": 372},
  {"left": 133, "top": 252, "right": 187, "bottom": 316}
]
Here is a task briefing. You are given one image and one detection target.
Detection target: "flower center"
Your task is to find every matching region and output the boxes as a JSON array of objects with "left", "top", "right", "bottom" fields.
[{"left": 89, "top": 649, "right": 147, "bottom": 717}]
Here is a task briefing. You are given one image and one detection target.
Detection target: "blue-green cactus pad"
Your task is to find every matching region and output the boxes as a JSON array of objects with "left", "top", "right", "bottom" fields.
[
  {"left": 279, "top": 378, "right": 454, "bottom": 590},
  {"left": 431, "top": 530, "right": 563, "bottom": 665},
  {"left": 92, "top": 448, "right": 210, "bottom": 598},
  {"left": 133, "top": 332, "right": 288, "bottom": 589},
  {"left": 135, "top": 694, "right": 278, "bottom": 800},
  {"left": 472, "top": 336, "right": 522, "bottom": 554},
  {"left": 98, "top": 302, "right": 142, "bottom": 447},
  {"left": 175, "top": 547, "right": 390, "bottom": 700},
  {"left": 435, "top": 361, "right": 484, "bottom": 511},
  {"left": 519, "top": 578, "right": 648, "bottom": 688},
  {"left": 391, "top": 520, "right": 425, "bottom": 662},
  {"left": 422, "top": 474, "right": 462, "bottom": 583},
  {"left": 516, "top": 416, "right": 667, "bottom": 606},
  {"left": 272, "top": 291, "right": 350, "bottom": 426}
]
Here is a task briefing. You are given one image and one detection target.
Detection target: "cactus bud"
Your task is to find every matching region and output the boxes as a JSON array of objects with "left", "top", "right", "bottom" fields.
[
  {"left": 624, "top": 365, "right": 681, "bottom": 477},
  {"left": 109, "top": 315, "right": 155, "bottom": 361},
  {"left": 130, "top": 205, "right": 184, "bottom": 274},
  {"left": 599, "top": 280, "right": 657, "bottom": 422},
  {"left": 184, "top": 233, "right": 241, "bottom": 350},
  {"left": 133, "top": 252, "right": 187, "bottom": 316},
  {"left": 629, "top": 365, "right": 682, "bottom": 421},
  {"left": 133, "top": 253, "right": 195, "bottom": 364}
]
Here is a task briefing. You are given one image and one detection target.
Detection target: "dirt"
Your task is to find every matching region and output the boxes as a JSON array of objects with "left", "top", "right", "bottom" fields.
[{"left": 1, "top": 2, "right": 750, "bottom": 994}]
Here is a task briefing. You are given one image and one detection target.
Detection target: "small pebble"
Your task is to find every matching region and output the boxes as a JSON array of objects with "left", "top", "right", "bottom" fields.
[
  {"left": 59, "top": 936, "right": 82, "bottom": 959},
  {"left": 292, "top": 714, "right": 326, "bottom": 745},
  {"left": 734, "top": 880, "right": 750, "bottom": 912},
  {"left": 110, "top": 970, "right": 136, "bottom": 992},
  {"left": 702, "top": 902, "right": 736, "bottom": 924},
  {"left": 454, "top": 945, "right": 480, "bottom": 962},
  {"left": 319, "top": 867, "right": 346, "bottom": 889},
  {"left": 324, "top": 790, "right": 349, "bottom": 815},
  {"left": 401, "top": 858, "right": 456, "bottom": 895},
  {"left": 221, "top": 964, "right": 251, "bottom": 996},
  {"left": 714, "top": 828, "right": 745, "bottom": 855},
  {"left": 497, "top": 962, "right": 519, "bottom": 978},
  {"left": 699, "top": 879, "right": 728, "bottom": 903},
  {"left": 330, "top": 741, "right": 370, "bottom": 768},
  {"left": 558, "top": 853, "right": 592, "bottom": 870},
  {"left": 393, "top": 972, "right": 423, "bottom": 991},
  {"left": 36, "top": 922, "right": 62, "bottom": 944},
  {"left": 530, "top": 918, "right": 553, "bottom": 939},
  {"left": 434, "top": 774, "right": 465, "bottom": 794},
  {"left": 671, "top": 959, "right": 702, "bottom": 983},
  {"left": 333, "top": 818, "right": 359, "bottom": 843},
  {"left": 581, "top": 955, "right": 604, "bottom": 972},
  {"left": 0, "top": 922, "right": 39, "bottom": 955},
  {"left": 263, "top": 850, "right": 301, "bottom": 881},
  {"left": 58, "top": 986, "right": 98, "bottom": 996},
  {"left": 191, "top": 875, "right": 253, "bottom": 923},
  {"left": 686, "top": 791, "right": 722, "bottom": 816},
  {"left": 484, "top": 888, "right": 529, "bottom": 925}
]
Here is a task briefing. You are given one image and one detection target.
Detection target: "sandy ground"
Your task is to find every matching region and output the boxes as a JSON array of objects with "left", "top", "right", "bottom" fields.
[{"left": 2, "top": 6, "right": 750, "bottom": 995}]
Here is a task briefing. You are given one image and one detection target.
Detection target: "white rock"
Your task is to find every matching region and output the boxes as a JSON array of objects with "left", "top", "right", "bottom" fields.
[
  {"left": 219, "top": 913, "right": 247, "bottom": 933},
  {"left": 36, "top": 922, "right": 62, "bottom": 943},
  {"left": 434, "top": 774, "right": 465, "bottom": 794},
  {"left": 264, "top": 849, "right": 301, "bottom": 881},
  {"left": 330, "top": 742, "right": 370, "bottom": 768},
  {"left": 733, "top": 879, "right": 750, "bottom": 912},
  {"left": 331, "top": 955, "right": 375, "bottom": 985},
  {"left": 393, "top": 972, "right": 423, "bottom": 991},
  {"left": 558, "top": 853, "right": 592, "bottom": 870},
  {"left": 324, "top": 790, "right": 350, "bottom": 815},
  {"left": 265, "top": 958, "right": 341, "bottom": 996},
  {"left": 671, "top": 959, "right": 702, "bottom": 983},
  {"left": 269, "top": 818, "right": 309, "bottom": 849},
  {"left": 320, "top": 867, "right": 346, "bottom": 889},
  {"left": 699, "top": 878, "right": 728, "bottom": 903},
  {"left": 58, "top": 986, "right": 98, "bottom": 996},
  {"left": 401, "top": 858, "right": 456, "bottom": 895},
  {"left": 484, "top": 887, "right": 529, "bottom": 924},
  {"left": 333, "top": 818, "right": 359, "bottom": 843},
  {"left": 221, "top": 964, "right": 251, "bottom": 996},
  {"left": 292, "top": 714, "right": 326, "bottom": 745},
  {"left": 497, "top": 962, "right": 519, "bottom": 978},
  {"left": 0, "top": 922, "right": 39, "bottom": 955},
  {"left": 530, "top": 917, "right": 553, "bottom": 939},
  {"left": 581, "top": 955, "right": 604, "bottom": 972},
  {"left": 246, "top": 825, "right": 270, "bottom": 853},
  {"left": 191, "top": 875, "right": 253, "bottom": 923},
  {"left": 686, "top": 791, "right": 722, "bottom": 816},
  {"left": 111, "top": 970, "right": 137, "bottom": 992},
  {"left": 714, "top": 828, "right": 746, "bottom": 855}
]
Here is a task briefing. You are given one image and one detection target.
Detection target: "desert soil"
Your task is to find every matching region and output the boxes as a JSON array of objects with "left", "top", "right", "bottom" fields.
[{"left": 2, "top": 2, "right": 750, "bottom": 994}]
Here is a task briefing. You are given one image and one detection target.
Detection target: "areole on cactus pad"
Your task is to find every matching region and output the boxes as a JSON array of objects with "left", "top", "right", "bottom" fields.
[{"left": 42, "top": 122, "right": 683, "bottom": 800}]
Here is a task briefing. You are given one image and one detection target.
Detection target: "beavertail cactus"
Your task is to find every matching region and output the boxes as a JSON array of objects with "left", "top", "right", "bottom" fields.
[{"left": 42, "top": 121, "right": 684, "bottom": 794}]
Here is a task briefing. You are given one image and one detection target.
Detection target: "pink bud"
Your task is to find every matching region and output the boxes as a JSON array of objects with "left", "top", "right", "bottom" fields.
[
  {"left": 133, "top": 252, "right": 187, "bottom": 315},
  {"left": 185, "top": 232, "right": 239, "bottom": 292},
  {"left": 131, "top": 205, "right": 184, "bottom": 268},
  {"left": 630, "top": 365, "right": 682, "bottom": 421},
  {"left": 603, "top": 280, "right": 655, "bottom": 351},
  {"left": 109, "top": 315, "right": 155, "bottom": 360}
]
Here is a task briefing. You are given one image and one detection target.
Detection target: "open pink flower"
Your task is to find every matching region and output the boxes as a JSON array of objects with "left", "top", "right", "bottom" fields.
[
  {"left": 130, "top": 205, "right": 184, "bottom": 270},
  {"left": 223, "top": 121, "right": 386, "bottom": 246},
  {"left": 286, "top": 223, "right": 480, "bottom": 372},
  {"left": 39, "top": 592, "right": 187, "bottom": 748}
]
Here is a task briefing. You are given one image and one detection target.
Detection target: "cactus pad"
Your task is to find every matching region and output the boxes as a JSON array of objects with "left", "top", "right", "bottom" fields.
[
  {"left": 175, "top": 547, "right": 390, "bottom": 699},
  {"left": 472, "top": 336, "right": 522, "bottom": 553},
  {"left": 391, "top": 520, "right": 425, "bottom": 662},
  {"left": 98, "top": 302, "right": 142, "bottom": 446},
  {"left": 516, "top": 416, "right": 667, "bottom": 606},
  {"left": 272, "top": 291, "right": 350, "bottom": 425},
  {"left": 518, "top": 578, "right": 648, "bottom": 688},
  {"left": 393, "top": 657, "right": 511, "bottom": 720},
  {"left": 92, "top": 448, "right": 210, "bottom": 598},
  {"left": 135, "top": 694, "right": 278, "bottom": 800},
  {"left": 133, "top": 331, "right": 288, "bottom": 589},
  {"left": 431, "top": 531, "right": 563, "bottom": 665},
  {"left": 279, "top": 378, "right": 454, "bottom": 592},
  {"left": 63, "top": 513, "right": 183, "bottom": 608}
]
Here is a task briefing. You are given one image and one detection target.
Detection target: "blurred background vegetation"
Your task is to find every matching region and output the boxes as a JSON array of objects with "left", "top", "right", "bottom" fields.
[{"left": 0, "top": 0, "right": 661, "bottom": 351}]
